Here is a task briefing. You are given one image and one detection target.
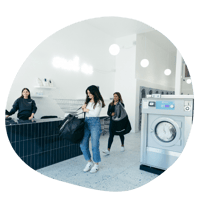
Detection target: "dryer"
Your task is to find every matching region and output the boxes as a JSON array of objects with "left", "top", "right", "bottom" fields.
[{"left": 140, "top": 95, "right": 194, "bottom": 174}]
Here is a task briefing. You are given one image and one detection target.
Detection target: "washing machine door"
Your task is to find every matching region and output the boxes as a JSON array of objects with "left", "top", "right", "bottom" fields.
[{"left": 151, "top": 117, "right": 181, "bottom": 147}]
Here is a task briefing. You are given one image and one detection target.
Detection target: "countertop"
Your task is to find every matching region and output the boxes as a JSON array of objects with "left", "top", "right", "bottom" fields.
[
  {"left": 5, "top": 116, "right": 109, "bottom": 126},
  {"left": 5, "top": 117, "right": 62, "bottom": 126}
]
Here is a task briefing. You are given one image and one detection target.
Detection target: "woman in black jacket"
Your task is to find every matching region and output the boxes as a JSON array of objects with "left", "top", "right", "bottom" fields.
[
  {"left": 6, "top": 88, "right": 37, "bottom": 120},
  {"left": 103, "top": 92, "right": 125, "bottom": 155}
]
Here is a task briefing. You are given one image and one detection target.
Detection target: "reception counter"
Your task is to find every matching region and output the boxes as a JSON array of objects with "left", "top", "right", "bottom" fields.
[
  {"left": 5, "top": 118, "right": 83, "bottom": 170},
  {"left": 5, "top": 117, "right": 109, "bottom": 170}
]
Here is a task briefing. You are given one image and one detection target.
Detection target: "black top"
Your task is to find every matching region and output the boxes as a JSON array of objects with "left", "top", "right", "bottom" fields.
[
  {"left": 8, "top": 98, "right": 37, "bottom": 120},
  {"left": 107, "top": 102, "right": 125, "bottom": 117}
]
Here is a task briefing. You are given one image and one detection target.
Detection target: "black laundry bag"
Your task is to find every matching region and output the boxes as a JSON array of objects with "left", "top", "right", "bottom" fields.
[
  {"left": 111, "top": 102, "right": 132, "bottom": 135},
  {"left": 111, "top": 115, "right": 131, "bottom": 135},
  {"left": 58, "top": 111, "right": 85, "bottom": 143}
]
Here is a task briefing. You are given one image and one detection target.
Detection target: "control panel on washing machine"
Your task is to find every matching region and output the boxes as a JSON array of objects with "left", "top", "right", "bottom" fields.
[{"left": 156, "top": 101, "right": 175, "bottom": 110}]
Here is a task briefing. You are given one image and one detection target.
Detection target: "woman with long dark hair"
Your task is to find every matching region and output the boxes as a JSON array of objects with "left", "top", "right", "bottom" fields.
[
  {"left": 103, "top": 92, "right": 125, "bottom": 155},
  {"left": 80, "top": 85, "right": 105, "bottom": 173},
  {"left": 6, "top": 88, "right": 37, "bottom": 120}
]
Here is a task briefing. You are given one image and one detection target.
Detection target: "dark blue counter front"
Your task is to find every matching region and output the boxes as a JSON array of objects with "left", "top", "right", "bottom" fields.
[{"left": 5, "top": 118, "right": 83, "bottom": 170}]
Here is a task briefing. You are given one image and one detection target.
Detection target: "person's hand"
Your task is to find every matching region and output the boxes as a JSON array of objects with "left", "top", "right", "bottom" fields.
[
  {"left": 6, "top": 115, "right": 9, "bottom": 118},
  {"left": 83, "top": 108, "right": 89, "bottom": 112},
  {"left": 29, "top": 113, "right": 34, "bottom": 120},
  {"left": 28, "top": 116, "right": 33, "bottom": 120},
  {"left": 111, "top": 112, "right": 115, "bottom": 116},
  {"left": 82, "top": 104, "right": 86, "bottom": 109}
]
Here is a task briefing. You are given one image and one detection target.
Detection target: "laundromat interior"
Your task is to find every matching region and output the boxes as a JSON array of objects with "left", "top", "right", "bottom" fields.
[{"left": 5, "top": 17, "right": 194, "bottom": 191}]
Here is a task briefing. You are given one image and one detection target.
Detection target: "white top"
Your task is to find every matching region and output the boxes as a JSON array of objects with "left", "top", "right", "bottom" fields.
[{"left": 86, "top": 102, "right": 102, "bottom": 117}]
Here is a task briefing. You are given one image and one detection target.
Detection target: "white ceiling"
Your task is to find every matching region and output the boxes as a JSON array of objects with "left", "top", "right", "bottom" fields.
[
  {"left": 85, "top": 17, "right": 177, "bottom": 53},
  {"left": 86, "top": 17, "right": 154, "bottom": 38}
]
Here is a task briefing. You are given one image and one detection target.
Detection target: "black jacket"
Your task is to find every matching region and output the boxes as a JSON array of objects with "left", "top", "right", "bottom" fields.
[{"left": 8, "top": 98, "right": 37, "bottom": 120}]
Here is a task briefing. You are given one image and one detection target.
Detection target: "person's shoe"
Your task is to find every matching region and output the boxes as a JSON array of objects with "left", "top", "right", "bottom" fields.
[
  {"left": 121, "top": 146, "right": 125, "bottom": 152},
  {"left": 102, "top": 150, "right": 110, "bottom": 155},
  {"left": 90, "top": 164, "right": 99, "bottom": 173},
  {"left": 83, "top": 161, "right": 93, "bottom": 172}
]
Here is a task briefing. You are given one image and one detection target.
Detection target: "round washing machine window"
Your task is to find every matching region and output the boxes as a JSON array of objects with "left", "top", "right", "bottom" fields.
[{"left": 155, "top": 121, "right": 176, "bottom": 142}]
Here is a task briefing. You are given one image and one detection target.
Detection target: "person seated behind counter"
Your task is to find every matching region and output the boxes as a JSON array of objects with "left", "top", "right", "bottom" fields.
[{"left": 6, "top": 88, "right": 37, "bottom": 120}]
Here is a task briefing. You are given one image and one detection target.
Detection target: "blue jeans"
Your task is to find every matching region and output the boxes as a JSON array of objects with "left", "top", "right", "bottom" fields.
[{"left": 80, "top": 117, "right": 102, "bottom": 163}]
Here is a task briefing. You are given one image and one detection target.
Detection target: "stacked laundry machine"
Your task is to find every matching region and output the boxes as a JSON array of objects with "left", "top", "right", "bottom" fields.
[{"left": 140, "top": 95, "right": 194, "bottom": 174}]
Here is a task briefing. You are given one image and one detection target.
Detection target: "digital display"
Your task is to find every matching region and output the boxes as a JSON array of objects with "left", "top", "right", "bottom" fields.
[{"left": 156, "top": 101, "right": 175, "bottom": 110}]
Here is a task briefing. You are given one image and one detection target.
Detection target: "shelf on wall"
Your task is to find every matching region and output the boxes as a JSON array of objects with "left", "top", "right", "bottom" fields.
[
  {"left": 32, "top": 95, "right": 48, "bottom": 98},
  {"left": 34, "top": 86, "right": 56, "bottom": 89}
]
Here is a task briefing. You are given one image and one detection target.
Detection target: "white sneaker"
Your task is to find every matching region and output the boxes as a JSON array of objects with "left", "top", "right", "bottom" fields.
[
  {"left": 83, "top": 161, "right": 93, "bottom": 172},
  {"left": 121, "top": 147, "right": 125, "bottom": 152},
  {"left": 102, "top": 150, "right": 110, "bottom": 155},
  {"left": 90, "top": 164, "right": 99, "bottom": 173}
]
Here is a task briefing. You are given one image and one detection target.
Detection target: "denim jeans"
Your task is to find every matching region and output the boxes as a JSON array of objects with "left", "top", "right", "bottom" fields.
[{"left": 80, "top": 117, "right": 102, "bottom": 163}]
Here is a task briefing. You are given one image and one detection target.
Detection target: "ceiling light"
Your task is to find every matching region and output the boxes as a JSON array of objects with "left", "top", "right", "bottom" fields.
[
  {"left": 140, "top": 59, "right": 149, "bottom": 68},
  {"left": 109, "top": 44, "right": 120, "bottom": 55},
  {"left": 164, "top": 69, "right": 171, "bottom": 76},
  {"left": 186, "top": 79, "right": 192, "bottom": 84}
]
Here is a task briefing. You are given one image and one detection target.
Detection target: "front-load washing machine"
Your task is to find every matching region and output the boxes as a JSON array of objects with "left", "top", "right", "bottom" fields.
[{"left": 140, "top": 95, "right": 194, "bottom": 174}]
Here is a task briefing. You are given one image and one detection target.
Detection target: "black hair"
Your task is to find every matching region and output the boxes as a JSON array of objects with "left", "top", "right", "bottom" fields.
[
  {"left": 110, "top": 92, "right": 123, "bottom": 106},
  {"left": 85, "top": 85, "right": 105, "bottom": 108},
  {"left": 19, "top": 88, "right": 31, "bottom": 99}
]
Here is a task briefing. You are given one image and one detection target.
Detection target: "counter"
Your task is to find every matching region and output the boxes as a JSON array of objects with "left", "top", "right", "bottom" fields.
[
  {"left": 5, "top": 116, "right": 109, "bottom": 170},
  {"left": 5, "top": 118, "right": 82, "bottom": 170}
]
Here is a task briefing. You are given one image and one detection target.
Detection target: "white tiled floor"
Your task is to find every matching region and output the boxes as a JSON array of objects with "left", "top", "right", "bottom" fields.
[{"left": 37, "top": 131, "right": 158, "bottom": 191}]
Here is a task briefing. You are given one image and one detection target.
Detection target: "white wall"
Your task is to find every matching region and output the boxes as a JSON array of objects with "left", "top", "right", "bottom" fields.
[
  {"left": 114, "top": 34, "right": 137, "bottom": 133},
  {"left": 6, "top": 22, "right": 116, "bottom": 119},
  {"left": 134, "top": 32, "right": 178, "bottom": 132},
  {"left": 136, "top": 33, "right": 177, "bottom": 87}
]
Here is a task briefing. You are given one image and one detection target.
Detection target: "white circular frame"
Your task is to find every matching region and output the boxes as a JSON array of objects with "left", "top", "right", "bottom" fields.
[{"left": 150, "top": 117, "right": 181, "bottom": 147}]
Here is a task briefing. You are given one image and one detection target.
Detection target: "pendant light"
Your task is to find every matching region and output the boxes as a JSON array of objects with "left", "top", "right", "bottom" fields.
[
  {"left": 186, "top": 79, "right": 192, "bottom": 84},
  {"left": 140, "top": 33, "right": 149, "bottom": 68},
  {"left": 140, "top": 59, "right": 149, "bottom": 68},
  {"left": 164, "top": 42, "right": 171, "bottom": 76},
  {"left": 164, "top": 69, "right": 171, "bottom": 76},
  {"left": 109, "top": 44, "right": 120, "bottom": 55}
]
